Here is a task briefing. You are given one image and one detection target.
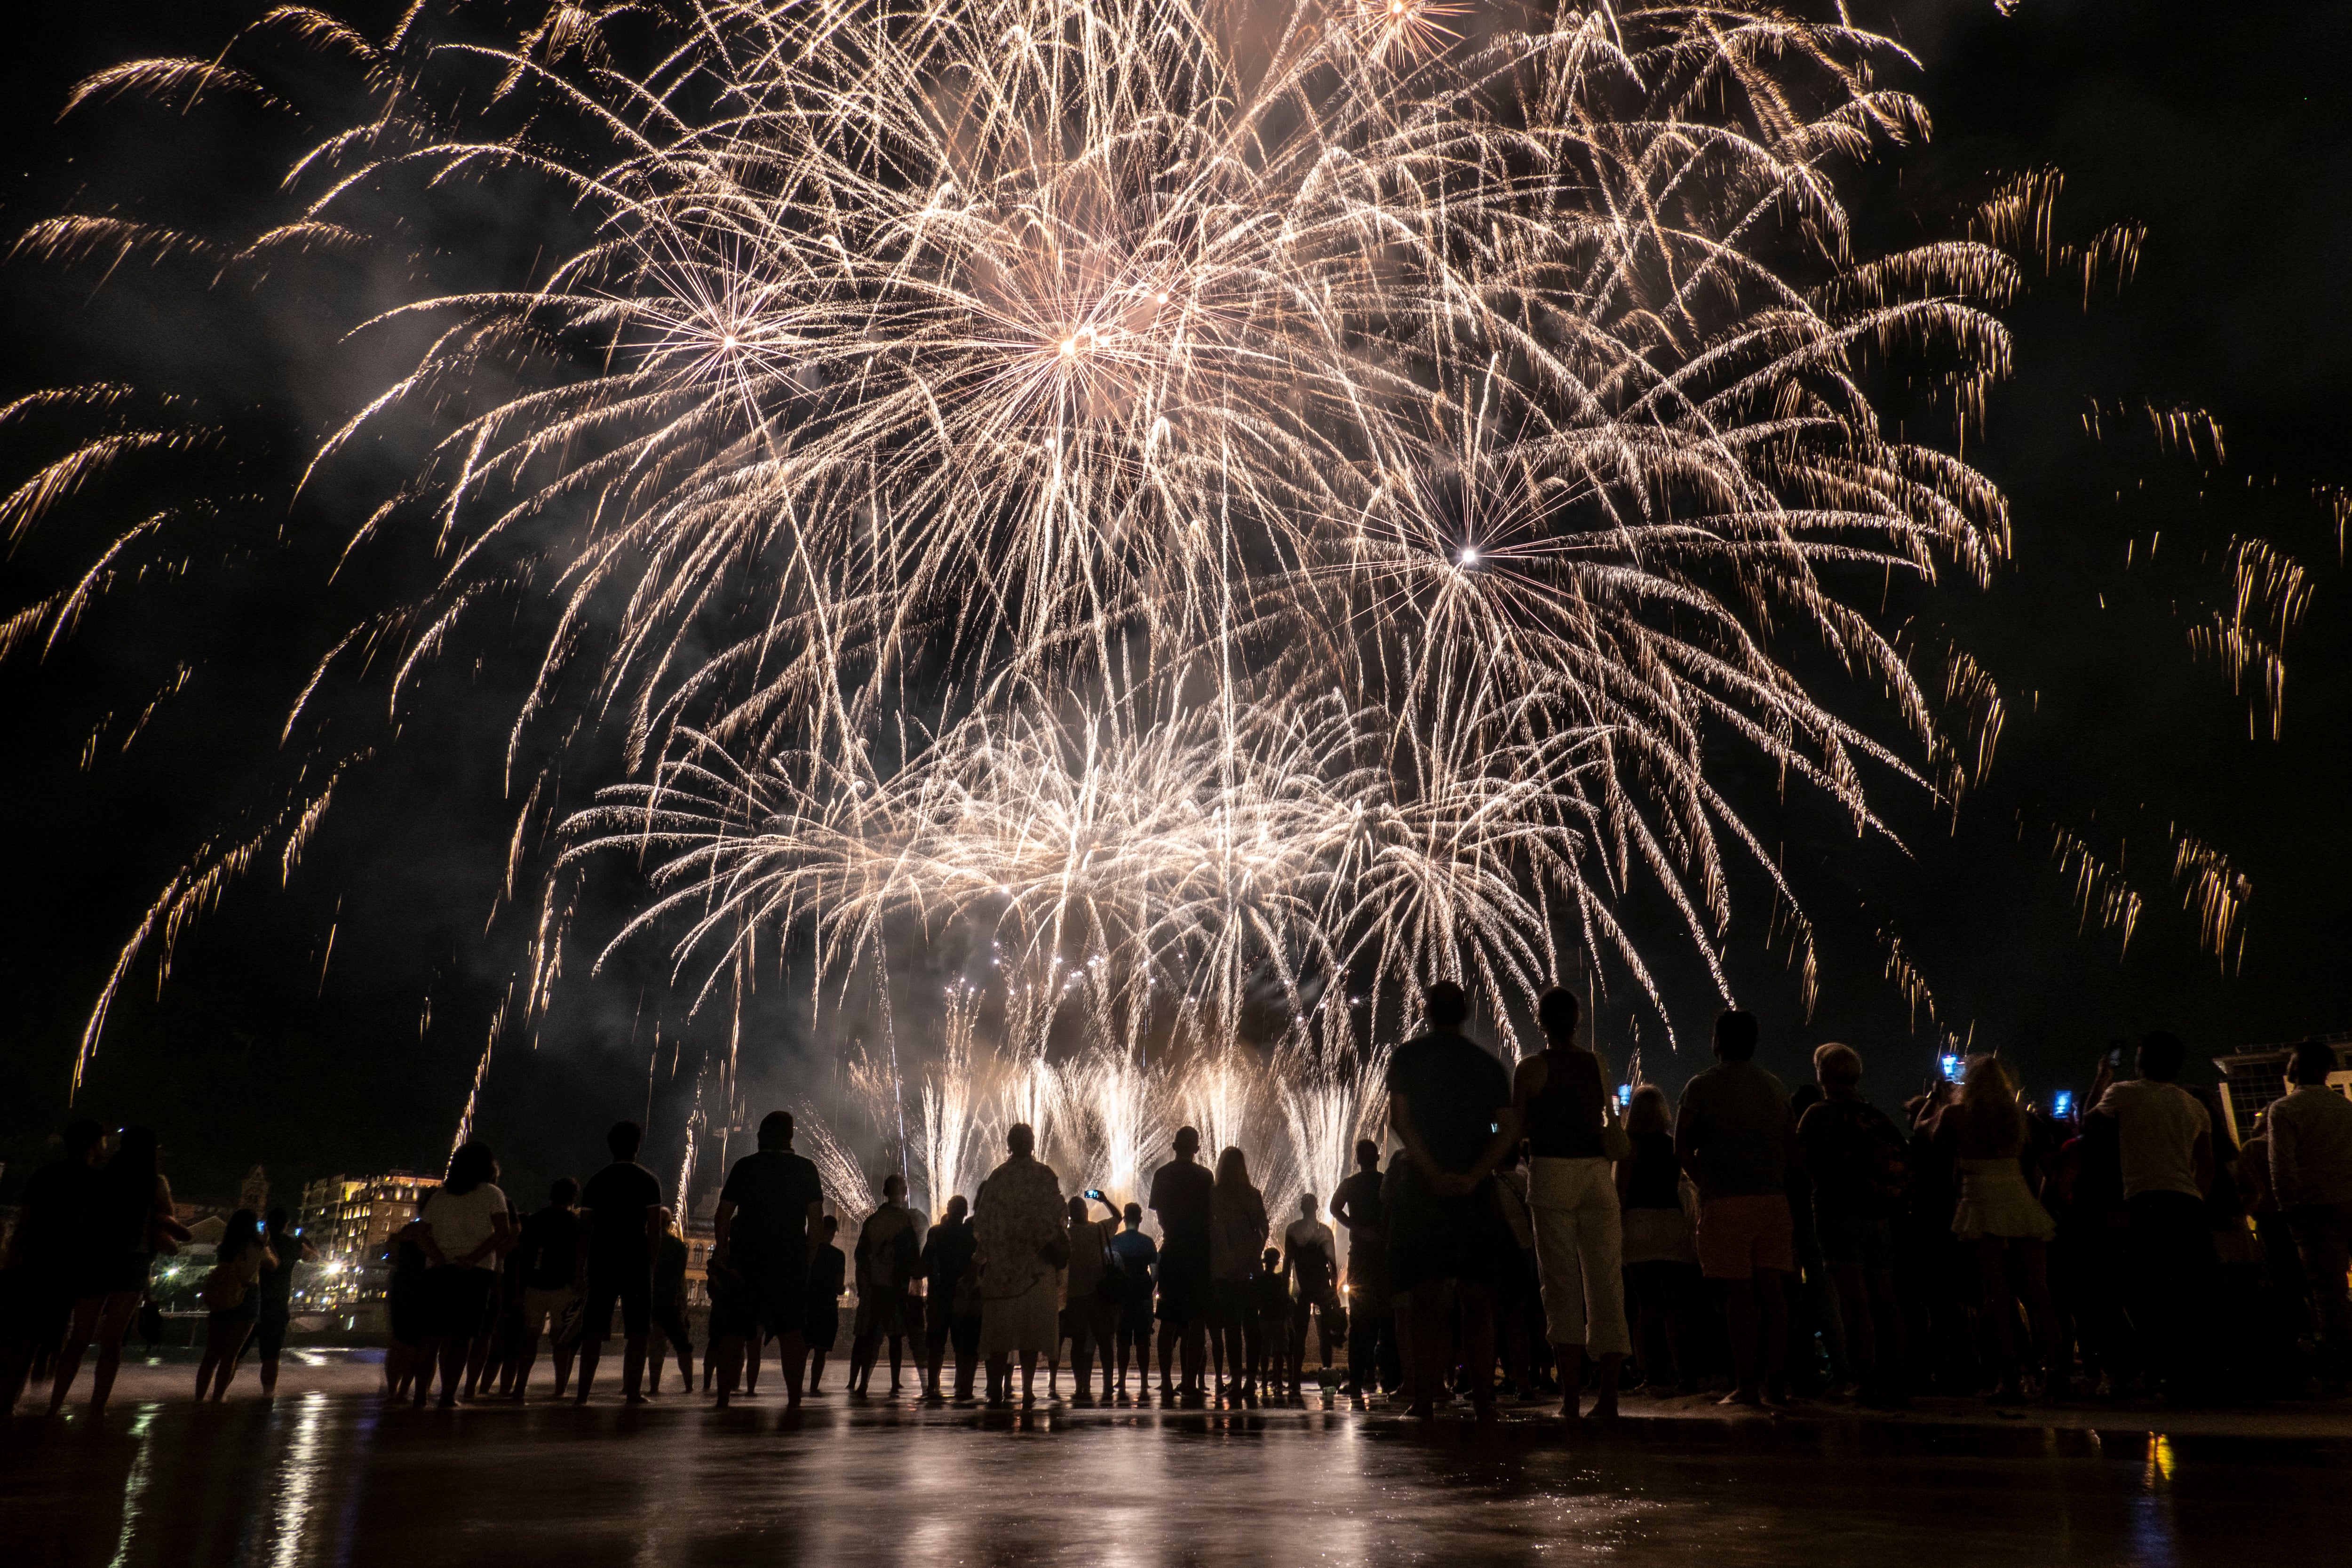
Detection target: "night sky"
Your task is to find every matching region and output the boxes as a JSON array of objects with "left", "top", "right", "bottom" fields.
[{"left": 2, "top": 0, "right": 2345, "bottom": 1210}]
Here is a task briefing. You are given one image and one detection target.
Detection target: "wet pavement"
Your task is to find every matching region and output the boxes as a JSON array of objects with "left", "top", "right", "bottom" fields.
[{"left": 6, "top": 1359, "right": 2348, "bottom": 1566}]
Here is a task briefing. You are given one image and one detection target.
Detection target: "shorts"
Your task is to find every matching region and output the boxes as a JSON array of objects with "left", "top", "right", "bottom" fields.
[
  {"left": 979, "top": 1274, "right": 1058, "bottom": 1357},
  {"left": 1812, "top": 1196, "right": 1895, "bottom": 1271},
  {"left": 431, "top": 1267, "right": 499, "bottom": 1338},
  {"left": 710, "top": 1252, "right": 806, "bottom": 1340},
  {"left": 1156, "top": 1256, "right": 1210, "bottom": 1325},
  {"left": 1620, "top": 1206, "right": 1697, "bottom": 1266},
  {"left": 805, "top": 1292, "right": 841, "bottom": 1352},
  {"left": 582, "top": 1265, "right": 652, "bottom": 1344},
  {"left": 388, "top": 1280, "right": 431, "bottom": 1347},
  {"left": 854, "top": 1287, "right": 906, "bottom": 1340},
  {"left": 1385, "top": 1176, "right": 1516, "bottom": 1293},
  {"left": 520, "top": 1284, "right": 580, "bottom": 1334},
  {"left": 254, "top": 1309, "right": 292, "bottom": 1361},
  {"left": 1695, "top": 1195, "right": 1796, "bottom": 1281}
]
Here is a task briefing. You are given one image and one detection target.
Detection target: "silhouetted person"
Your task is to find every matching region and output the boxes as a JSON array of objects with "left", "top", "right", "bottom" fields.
[
  {"left": 1619, "top": 1085, "right": 1703, "bottom": 1394},
  {"left": 1208, "top": 1147, "right": 1270, "bottom": 1403},
  {"left": 1329, "top": 1139, "right": 1388, "bottom": 1397},
  {"left": 1107, "top": 1202, "right": 1157, "bottom": 1398},
  {"left": 1388, "top": 980, "right": 1521, "bottom": 1421},
  {"left": 2265, "top": 1039, "right": 2352, "bottom": 1388},
  {"left": 576, "top": 1120, "right": 666, "bottom": 1405},
  {"left": 195, "top": 1208, "right": 276, "bottom": 1401},
  {"left": 415, "top": 1140, "right": 513, "bottom": 1409},
  {"left": 509, "top": 1177, "right": 583, "bottom": 1400},
  {"left": 647, "top": 1215, "right": 695, "bottom": 1394},
  {"left": 1149, "top": 1126, "right": 1214, "bottom": 1399},
  {"left": 1674, "top": 1010, "right": 1793, "bottom": 1408},
  {"left": 50, "top": 1126, "right": 188, "bottom": 1415},
  {"left": 805, "top": 1216, "right": 846, "bottom": 1392},
  {"left": 1255, "top": 1246, "right": 1293, "bottom": 1397},
  {"left": 1062, "top": 1192, "right": 1121, "bottom": 1403},
  {"left": 711, "top": 1110, "right": 825, "bottom": 1408},
  {"left": 243, "top": 1206, "right": 315, "bottom": 1397},
  {"left": 1934, "top": 1056, "right": 2062, "bottom": 1401},
  {"left": 975, "top": 1122, "right": 1067, "bottom": 1405},
  {"left": 1284, "top": 1194, "right": 1339, "bottom": 1396},
  {"left": 1515, "top": 987, "right": 1629, "bottom": 1423},
  {"left": 0, "top": 1118, "right": 103, "bottom": 1414},
  {"left": 850, "top": 1174, "right": 919, "bottom": 1396},
  {"left": 1795, "top": 1043, "right": 1910, "bottom": 1406},
  {"left": 920, "top": 1196, "right": 978, "bottom": 1399},
  {"left": 2088, "top": 1031, "right": 2215, "bottom": 1399}
]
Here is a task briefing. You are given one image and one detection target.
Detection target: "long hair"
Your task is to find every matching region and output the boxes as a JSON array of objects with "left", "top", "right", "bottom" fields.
[
  {"left": 1213, "top": 1145, "right": 1253, "bottom": 1195},
  {"left": 445, "top": 1140, "right": 498, "bottom": 1197},
  {"left": 218, "top": 1207, "right": 261, "bottom": 1265},
  {"left": 1958, "top": 1056, "right": 2026, "bottom": 1154},
  {"left": 1625, "top": 1084, "right": 1671, "bottom": 1138}
]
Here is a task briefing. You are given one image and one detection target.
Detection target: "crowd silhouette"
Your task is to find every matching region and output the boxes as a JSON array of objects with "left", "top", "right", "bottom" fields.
[{"left": 6, "top": 987, "right": 2350, "bottom": 1419}]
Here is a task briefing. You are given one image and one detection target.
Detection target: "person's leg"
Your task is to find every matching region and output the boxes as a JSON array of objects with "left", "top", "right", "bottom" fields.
[
  {"left": 1866, "top": 1269, "right": 1907, "bottom": 1399},
  {"left": 209, "top": 1322, "right": 255, "bottom": 1401},
  {"left": 512, "top": 1318, "right": 543, "bottom": 1399},
  {"left": 1577, "top": 1168, "right": 1629, "bottom": 1419},
  {"left": 1754, "top": 1267, "right": 1789, "bottom": 1401},
  {"left": 778, "top": 1328, "right": 809, "bottom": 1407},
  {"left": 257, "top": 1317, "right": 285, "bottom": 1398},
  {"left": 196, "top": 1329, "right": 223, "bottom": 1401},
  {"left": 1828, "top": 1263, "right": 1874, "bottom": 1390},
  {"left": 1460, "top": 1281, "right": 1499, "bottom": 1418},
  {"left": 887, "top": 1330, "right": 905, "bottom": 1393},
  {"left": 1018, "top": 1348, "right": 1038, "bottom": 1405},
  {"left": 1406, "top": 1281, "right": 1449, "bottom": 1417},
  {"left": 88, "top": 1292, "right": 140, "bottom": 1412},
  {"left": 1182, "top": 1314, "right": 1205, "bottom": 1395},
  {"left": 2290, "top": 1206, "right": 2352, "bottom": 1385},
  {"left": 714, "top": 1333, "right": 746, "bottom": 1406},
  {"left": 2010, "top": 1239, "right": 2063, "bottom": 1396},
  {"left": 47, "top": 1295, "right": 103, "bottom": 1414},
  {"left": 437, "top": 1325, "right": 469, "bottom": 1407},
  {"left": 1157, "top": 1314, "right": 1176, "bottom": 1394},
  {"left": 1718, "top": 1276, "right": 1760, "bottom": 1403},
  {"left": 1624, "top": 1262, "right": 1665, "bottom": 1388},
  {"left": 1972, "top": 1237, "right": 2020, "bottom": 1394},
  {"left": 1530, "top": 1170, "right": 1589, "bottom": 1416}
]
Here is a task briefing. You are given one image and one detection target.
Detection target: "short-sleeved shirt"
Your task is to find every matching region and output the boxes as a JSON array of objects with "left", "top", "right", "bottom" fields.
[
  {"left": 1675, "top": 1059, "right": 1792, "bottom": 1200},
  {"left": 421, "top": 1183, "right": 509, "bottom": 1272},
  {"left": 258, "top": 1227, "right": 303, "bottom": 1311},
  {"left": 1386, "top": 1031, "right": 1512, "bottom": 1174},
  {"left": 922, "top": 1216, "right": 977, "bottom": 1297},
  {"left": 1148, "top": 1160, "right": 1215, "bottom": 1259},
  {"left": 516, "top": 1205, "right": 581, "bottom": 1291},
  {"left": 1252, "top": 1266, "right": 1290, "bottom": 1318},
  {"left": 1065, "top": 1215, "right": 1119, "bottom": 1298},
  {"left": 1108, "top": 1227, "right": 1158, "bottom": 1292},
  {"left": 2095, "top": 1078, "right": 2212, "bottom": 1200},
  {"left": 1796, "top": 1096, "right": 1910, "bottom": 1218},
  {"left": 719, "top": 1148, "right": 824, "bottom": 1264},
  {"left": 1331, "top": 1170, "right": 1385, "bottom": 1255},
  {"left": 580, "top": 1162, "right": 664, "bottom": 1275}
]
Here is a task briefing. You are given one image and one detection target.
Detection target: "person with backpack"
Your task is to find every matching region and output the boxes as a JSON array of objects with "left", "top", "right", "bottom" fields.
[
  {"left": 195, "top": 1209, "right": 277, "bottom": 1401},
  {"left": 1796, "top": 1043, "right": 1914, "bottom": 1407}
]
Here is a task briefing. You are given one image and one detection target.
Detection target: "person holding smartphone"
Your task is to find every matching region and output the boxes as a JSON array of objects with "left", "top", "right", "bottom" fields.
[{"left": 1060, "top": 1192, "right": 1122, "bottom": 1402}]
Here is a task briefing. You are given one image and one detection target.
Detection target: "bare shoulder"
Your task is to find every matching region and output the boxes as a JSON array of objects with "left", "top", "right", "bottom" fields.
[{"left": 1514, "top": 1052, "right": 1548, "bottom": 1095}]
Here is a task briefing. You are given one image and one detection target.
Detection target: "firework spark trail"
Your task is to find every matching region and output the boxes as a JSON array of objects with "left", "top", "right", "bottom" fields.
[{"left": 8, "top": 0, "right": 2237, "bottom": 1114}]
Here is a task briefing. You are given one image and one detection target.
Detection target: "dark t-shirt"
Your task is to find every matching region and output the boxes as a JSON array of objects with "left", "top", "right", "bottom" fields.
[
  {"left": 581, "top": 1162, "right": 664, "bottom": 1274},
  {"left": 1148, "top": 1159, "right": 1215, "bottom": 1266},
  {"left": 719, "top": 1148, "right": 823, "bottom": 1264},
  {"left": 1252, "top": 1266, "right": 1290, "bottom": 1318},
  {"left": 1796, "top": 1096, "right": 1910, "bottom": 1218},
  {"left": 807, "top": 1242, "right": 847, "bottom": 1305},
  {"left": 1331, "top": 1169, "right": 1385, "bottom": 1254},
  {"left": 1675, "top": 1059, "right": 1792, "bottom": 1200},
  {"left": 258, "top": 1226, "right": 302, "bottom": 1311},
  {"left": 1526, "top": 1048, "right": 1606, "bottom": 1159},
  {"left": 12, "top": 1159, "right": 95, "bottom": 1274},
  {"left": 921, "top": 1216, "right": 977, "bottom": 1297},
  {"left": 1386, "top": 1031, "right": 1512, "bottom": 1174},
  {"left": 517, "top": 1205, "right": 581, "bottom": 1291}
]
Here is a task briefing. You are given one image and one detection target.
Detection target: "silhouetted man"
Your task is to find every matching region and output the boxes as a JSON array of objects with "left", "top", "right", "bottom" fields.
[
  {"left": 1675, "top": 1010, "right": 1793, "bottom": 1408},
  {"left": 1149, "top": 1126, "right": 1215, "bottom": 1399},
  {"left": 711, "top": 1110, "right": 825, "bottom": 1408},
  {"left": 577, "top": 1121, "right": 667, "bottom": 1405}
]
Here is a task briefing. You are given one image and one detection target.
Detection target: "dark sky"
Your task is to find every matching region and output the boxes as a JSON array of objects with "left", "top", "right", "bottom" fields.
[{"left": 1, "top": 0, "right": 2345, "bottom": 1210}]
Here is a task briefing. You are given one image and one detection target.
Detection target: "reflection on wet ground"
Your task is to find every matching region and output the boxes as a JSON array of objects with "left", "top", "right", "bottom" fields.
[{"left": 4, "top": 1393, "right": 2344, "bottom": 1567}]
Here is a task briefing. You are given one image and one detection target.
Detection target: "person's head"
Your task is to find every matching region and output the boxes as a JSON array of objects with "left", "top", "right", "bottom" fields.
[
  {"left": 220, "top": 1207, "right": 261, "bottom": 1263},
  {"left": 266, "top": 1206, "right": 289, "bottom": 1232},
  {"left": 945, "top": 1194, "right": 969, "bottom": 1223},
  {"left": 882, "top": 1172, "right": 906, "bottom": 1203},
  {"left": 757, "top": 1110, "right": 796, "bottom": 1150},
  {"left": 61, "top": 1118, "right": 105, "bottom": 1163},
  {"left": 1537, "top": 987, "right": 1581, "bottom": 1047},
  {"left": 1813, "top": 1042, "right": 1863, "bottom": 1094},
  {"left": 445, "top": 1140, "right": 498, "bottom": 1196},
  {"left": 820, "top": 1214, "right": 839, "bottom": 1240},
  {"left": 2137, "top": 1031, "right": 2188, "bottom": 1083},
  {"left": 1958, "top": 1055, "right": 2026, "bottom": 1149},
  {"left": 1068, "top": 1194, "right": 1090, "bottom": 1222},
  {"left": 1714, "top": 1010, "right": 1758, "bottom": 1062},
  {"left": 1789, "top": 1081, "right": 1823, "bottom": 1114},
  {"left": 1299, "top": 1192, "right": 1318, "bottom": 1218},
  {"left": 107, "top": 1127, "right": 162, "bottom": 1188},
  {"left": 1263, "top": 1247, "right": 1280, "bottom": 1270},
  {"left": 1425, "top": 980, "right": 1470, "bottom": 1033},
  {"left": 1354, "top": 1138, "right": 1380, "bottom": 1171},
  {"left": 1173, "top": 1125, "right": 1201, "bottom": 1159},
  {"left": 1625, "top": 1083, "right": 1671, "bottom": 1137},
  {"left": 1122, "top": 1201, "right": 1143, "bottom": 1228},
  {"left": 2288, "top": 1039, "right": 2336, "bottom": 1087},
  {"left": 606, "top": 1121, "right": 644, "bottom": 1162},
  {"left": 550, "top": 1176, "right": 580, "bottom": 1208},
  {"left": 1214, "top": 1145, "right": 1251, "bottom": 1191},
  {"left": 1006, "top": 1122, "right": 1035, "bottom": 1157}
]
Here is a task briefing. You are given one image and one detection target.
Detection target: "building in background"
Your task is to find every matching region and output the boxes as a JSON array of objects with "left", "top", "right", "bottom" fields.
[
  {"left": 298, "top": 1170, "right": 441, "bottom": 1313},
  {"left": 2214, "top": 1035, "right": 2352, "bottom": 1146}
]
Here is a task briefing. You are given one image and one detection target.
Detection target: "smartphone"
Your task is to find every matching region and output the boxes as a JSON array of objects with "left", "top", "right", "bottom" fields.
[
  {"left": 2106, "top": 1043, "right": 2126, "bottom": 1070},
  {"left": 1939, "top": 1052, "right": 1963, "bottom": 1082},
  {"left": 2051, "top": 1089, "right": 2074, "bottom": 1119},
  {"left": 1615, "top": 1084, "right": 1632, "bottom": 1111},
  {"left": 1085, "top": 1188, "right": 1106, "bottom": 1202}
]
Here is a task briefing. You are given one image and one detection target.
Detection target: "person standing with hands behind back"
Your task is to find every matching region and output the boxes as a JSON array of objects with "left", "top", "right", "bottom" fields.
[
  {"left": 576, "top": 1121, "right": 667, "bottom": 1406},
  {"left": 1675, "top": 1011, "right": 1794, "bottom": 1409},
  {"left": 711, "top": 1111, "right": 826, "bottom": 1408},
  {"left": 1386, "top": 980, "right": 1521, "bottom": 1423}
]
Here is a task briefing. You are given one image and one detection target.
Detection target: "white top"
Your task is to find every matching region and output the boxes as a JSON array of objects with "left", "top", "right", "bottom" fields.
[
  {"left": 2266, "top": 1085, "right": 2352, "bottom": 1208},
  {"left": 2095, "top": 1079, "right": 2211, "bottom": 1200},
  {"left": 422, "top": 1182, "right": 509, "bottom": 1272}
]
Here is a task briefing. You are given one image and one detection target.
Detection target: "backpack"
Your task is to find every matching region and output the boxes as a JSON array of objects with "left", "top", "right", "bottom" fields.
[{"left": 200, "top": 1262, "right": 247, "bottom": 1313}]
